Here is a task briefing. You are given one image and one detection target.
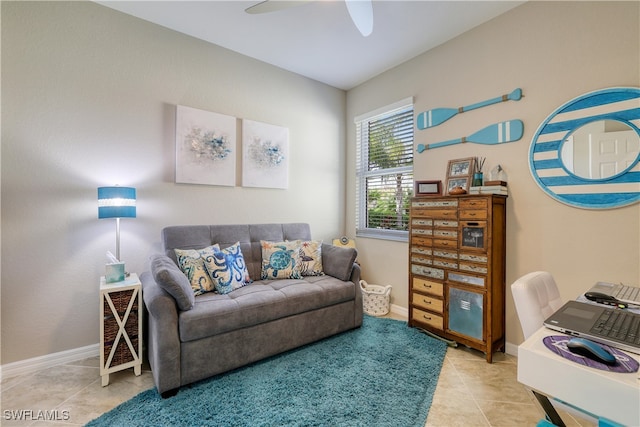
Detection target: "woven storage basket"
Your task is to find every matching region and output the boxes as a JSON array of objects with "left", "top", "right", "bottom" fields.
[{"left": 360, "top": 280, "right": 392, "bottom": 316}]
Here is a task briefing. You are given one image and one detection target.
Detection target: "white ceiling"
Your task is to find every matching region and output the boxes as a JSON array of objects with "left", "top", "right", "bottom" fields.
[{"left": 96, "top": 0, "right": 524, "bottom": 90}]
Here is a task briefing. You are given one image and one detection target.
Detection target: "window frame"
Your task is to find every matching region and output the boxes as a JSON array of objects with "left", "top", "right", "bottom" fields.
[{"left": 355, "top": 97, "right": 414, "bottom": 242}]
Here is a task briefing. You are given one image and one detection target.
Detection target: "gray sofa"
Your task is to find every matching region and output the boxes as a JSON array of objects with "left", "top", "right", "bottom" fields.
[{"left": 140, "top": 223, "right": 362, "bottom": 397}]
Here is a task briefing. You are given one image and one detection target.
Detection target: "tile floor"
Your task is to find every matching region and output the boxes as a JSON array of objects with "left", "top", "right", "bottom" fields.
[{"left": 0, "top": 313, "right": 595, "bottom": 427}]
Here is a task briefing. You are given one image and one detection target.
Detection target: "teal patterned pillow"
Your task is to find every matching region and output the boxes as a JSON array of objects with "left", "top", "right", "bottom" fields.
[
  {"left": 298, "top": 240, "right": 324, "bottom": 276},
  {"left": 260, "top": 240, "right": 302, "bottom": 280},
  {"left": 201, "top": 242, "right": 252, "bottom": 295},
  {"left": 174, "top": 245, "right": 219, "bottom": 296}
]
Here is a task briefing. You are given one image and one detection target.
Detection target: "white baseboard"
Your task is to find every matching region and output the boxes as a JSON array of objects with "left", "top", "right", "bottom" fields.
[
  {"left": 388, "top": 304, "right": 520, "bottom": 358},
  {"left": 1, "top": 344, "right": 99, "bottom": 381},
  {"left": 390, "top": 303, "right": 408, "bottom": 318},
  {"left": 505, "top": 341, "right": 519, "bottom": 357}
]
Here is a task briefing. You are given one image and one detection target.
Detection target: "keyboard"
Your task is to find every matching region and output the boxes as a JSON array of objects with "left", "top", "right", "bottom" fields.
[
  {"left": 590, "top": 309, "right": 640, "bottom": 345},
  {"left": 612, "top": 284, "right": 640, "bottom": 303}
]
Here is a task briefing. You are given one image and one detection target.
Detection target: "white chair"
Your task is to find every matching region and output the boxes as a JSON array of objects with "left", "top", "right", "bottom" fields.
[
  {"left": 511, "top": 271, "right": 564, "bottom": 339},
  {"left": 511, "top": 271, "right": 609, "bottom": 426}
]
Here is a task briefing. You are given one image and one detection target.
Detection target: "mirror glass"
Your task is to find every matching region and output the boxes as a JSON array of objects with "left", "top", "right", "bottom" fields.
[{"left": 560, "top": 120, "right": 640, "bottom": 180}]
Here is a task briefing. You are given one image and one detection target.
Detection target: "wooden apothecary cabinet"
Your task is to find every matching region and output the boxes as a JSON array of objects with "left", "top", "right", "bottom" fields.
[{"left": 408, "top": 195, "right": 507, "bottom": 362}]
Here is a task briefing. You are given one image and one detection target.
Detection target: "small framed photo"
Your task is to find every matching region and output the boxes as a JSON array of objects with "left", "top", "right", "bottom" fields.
[
  {"left": 446, "top": 176, "right": 471, "bottom": 194},
  {"left": 415, "top": 180, "right": 442, "bottom": 197},
  {"left": 447, "top": 157, "right": 475, "bottom": 178}
]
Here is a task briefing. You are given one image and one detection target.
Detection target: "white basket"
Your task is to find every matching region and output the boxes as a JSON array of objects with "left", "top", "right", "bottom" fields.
[{"left": 360, "top": 280, "right": 392, "bottom": 316}]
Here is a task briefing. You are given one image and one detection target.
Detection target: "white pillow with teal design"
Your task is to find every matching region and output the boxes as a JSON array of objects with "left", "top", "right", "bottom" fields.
[
  {"left": 174, "top": 245, "right": 219, "bottom": 296},
  {"left": 201, "top": 242, "right": 252, "bottom": 295},
  {"left": 298, "top": 240, "right": 324, "bottom": 276},
  {"left": 260, "top": 240, "right": 302, "bottom": 280}
]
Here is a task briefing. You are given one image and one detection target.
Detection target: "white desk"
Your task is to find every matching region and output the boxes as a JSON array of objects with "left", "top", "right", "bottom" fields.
[{"left": 518, "top": 327, "right": 640, "bottom": 426}]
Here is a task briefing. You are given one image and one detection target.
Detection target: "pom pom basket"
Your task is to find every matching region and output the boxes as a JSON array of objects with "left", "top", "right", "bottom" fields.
[{"left": 359, "top": 280, "right": 392, "bottom": 316}]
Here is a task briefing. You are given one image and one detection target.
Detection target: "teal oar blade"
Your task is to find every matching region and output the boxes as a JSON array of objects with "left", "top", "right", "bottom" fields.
[
  {"left": 417, "top": 120, "right": 524, "bottom": 152},
  {"left": 416, "top": 88, "right": 523, "bottom": 130}
]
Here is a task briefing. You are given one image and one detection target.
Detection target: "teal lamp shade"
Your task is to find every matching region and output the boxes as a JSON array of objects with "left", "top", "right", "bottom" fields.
[
  {"left": 98, "top": 187, "right": 136, "bottom": 219},
  {"left": 98, "top": 186, "right": 136, "bottom": 262}
]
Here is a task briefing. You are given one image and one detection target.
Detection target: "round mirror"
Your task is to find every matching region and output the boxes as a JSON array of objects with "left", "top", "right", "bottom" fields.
[
  {"left": 560, "top": 120, "right": 640, "bottom": 180},
  {"left": 529, "top": 87, "right": 640, "bottom": 209}
]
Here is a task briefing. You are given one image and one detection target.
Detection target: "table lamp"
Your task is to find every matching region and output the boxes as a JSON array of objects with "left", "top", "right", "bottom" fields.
[{"left": 98, "top": 186, "right": 136, "bottom": 261}]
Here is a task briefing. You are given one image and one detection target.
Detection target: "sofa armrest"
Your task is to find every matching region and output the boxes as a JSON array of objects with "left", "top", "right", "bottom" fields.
[
  {"left": 140, "top": 271, "right": 182, "bottom": 394},
  {"left": 350, "top": 263, "right": 363, "bottom": 326},
  {"left": 321, "top": 243, "right": 357, "bottom": 281}
]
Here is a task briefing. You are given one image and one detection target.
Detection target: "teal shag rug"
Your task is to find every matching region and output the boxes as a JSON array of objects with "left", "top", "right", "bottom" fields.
[{"left": 87, "top": 317, "right": 447, "bottom": 427}]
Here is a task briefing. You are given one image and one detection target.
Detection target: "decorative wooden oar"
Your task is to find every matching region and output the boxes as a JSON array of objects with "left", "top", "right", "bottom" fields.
[
  {"left": 416, "top": 88, "right": 523, "bottom": 130},
  {"left": 416, "top": 120, "right": 524, "bottom": 153}
]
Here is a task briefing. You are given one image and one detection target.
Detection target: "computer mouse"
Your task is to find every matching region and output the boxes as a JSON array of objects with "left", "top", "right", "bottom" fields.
[{"left": 566, "top": 337, "right": 617, "bottom": 365}]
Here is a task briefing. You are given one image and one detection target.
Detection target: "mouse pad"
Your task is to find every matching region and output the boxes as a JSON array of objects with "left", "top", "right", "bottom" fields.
[{"left": 543, "top": 336, "right": 639, "bottom": 373}]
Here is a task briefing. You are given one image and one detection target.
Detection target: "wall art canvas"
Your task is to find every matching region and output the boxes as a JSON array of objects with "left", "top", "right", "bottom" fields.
[
  {"left": 242, "top": 119, "right": 289, "bottom": 189},
  {"left": 175, "top": 105, "right": 236, "bottom": 186}
]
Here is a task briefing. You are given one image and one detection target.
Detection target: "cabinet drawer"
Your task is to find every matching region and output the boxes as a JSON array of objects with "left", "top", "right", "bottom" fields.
[
  {"left": 433, "top": 229, "right": 457, "bottom": 238},
  {"left": 413, "top": 294, "right": 444, "bottom": 313},
  {"left": 459, "top": 253, "right": 487, "bottom": 264},
  {"left": 412, "top": 236, "right": 433, "bottom": 246},
  {"left": 428, "top": 209, "right": 457, "bottom": 219},
  {"left": 459, "top": 209, "right": 487, "bottom": 220},
  {"left": 411, "top": 218, "right": 433, "bottom": 227},
  {"left": 459, "top": 262, "right": 488, "bottom": 274},
  {"left": 434, "top": 220, "right": 458, "bottom": 228},
  {"left": 433, "top": 238, "right": 457, "bottom": 249},
  {"left": 432, "top": 249, "right": 457, "bottom": 260},
  {"left": 412, "top": 308, "right": 444, "bottom": 330},
  {"left": 411, "top": 265, "right": 445, "bottom": 280},
  {"left": 411, "top": 228, "right": 433, "bottom": 236},
  {"left": 411, "top": 247, "right": 432, "bottom": 257},
  {"left": 448, "top": 272, "right": 486, "bottom": 287},
  {"left": 433, "top": 258, "right": 458, "bottom": 269},
  {"left": 412, "top": 199, "right": 458, "bottom": 208},
  {"left": 411, "top": 255, "right": 432, "bottom": 266},
  {"left": 460, "top": 198, "right": 488, "bottom": 210},
  {"left": 412, "top": 278, "right": 443, "bottom": 296}
]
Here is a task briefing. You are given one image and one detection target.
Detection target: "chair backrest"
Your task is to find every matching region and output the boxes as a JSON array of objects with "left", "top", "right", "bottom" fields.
[{"left": 511, "top": 271, "right": 565, "bottom": 339}]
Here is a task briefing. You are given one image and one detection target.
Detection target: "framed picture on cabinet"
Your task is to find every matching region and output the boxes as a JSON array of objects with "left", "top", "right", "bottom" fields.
[
  {"left": 445, "top": 176, "right": 471, "bottom": 194},
  {"left": 446, "top": 157, "right": 475, "bottom": 178},
  {"left": 414, "top": 180, "right": 442, "bottom": 197}
]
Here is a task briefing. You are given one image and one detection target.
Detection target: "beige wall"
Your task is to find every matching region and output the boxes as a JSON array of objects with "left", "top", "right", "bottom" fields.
[
  {"left": 347, "top": 1, "right": 640, "bottom": 348},
  {"left": 1, "top": 2, "right": 346, "bottom": 364},
  {"left": 2, "top": 1, "right": 639, "bottom": 366}
]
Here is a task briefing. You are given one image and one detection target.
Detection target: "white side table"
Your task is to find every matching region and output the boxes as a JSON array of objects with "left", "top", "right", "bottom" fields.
[{"left": 99, "top": 273, "right": 142, "bottom": 386}]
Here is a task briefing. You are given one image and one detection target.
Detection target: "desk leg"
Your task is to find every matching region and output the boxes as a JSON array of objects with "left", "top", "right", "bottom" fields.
[{"left": 532, "top": 390, "right": 566, "bottom": 427}]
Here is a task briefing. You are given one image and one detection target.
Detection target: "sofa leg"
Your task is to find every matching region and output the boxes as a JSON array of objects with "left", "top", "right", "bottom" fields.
[{"left": 160, "top": 388, "right": 179, "bottom": 398}]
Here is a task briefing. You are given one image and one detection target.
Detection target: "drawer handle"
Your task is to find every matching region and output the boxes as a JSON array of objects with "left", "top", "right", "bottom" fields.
[
  {"left": 423, "top": 284, "right": 432, "bottom": 288},
  {"left": 422, "top": 299, "right": 431, "bottom": 304},
  {"left": 467, "top": 222, "right": 479, "bottom": 226},
  {"left": 423, "top": 315, "right": 432, "bottom": 320}
]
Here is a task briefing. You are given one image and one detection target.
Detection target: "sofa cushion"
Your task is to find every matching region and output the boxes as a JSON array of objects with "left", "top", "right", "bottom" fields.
[
  {"left": 260, "top": 240, "right": 302, "bottom": 280},
  {"left": 175, "top": 245, "right": 219, "bottom": 295},
  {"left": 201, "top": 242, "right": 252, "bottom": 295},
  {"left": 298, "top": 240, "right": 324, "bottom": 276},
  {"left": 150, "top": 254, "right": 195, "bottom": 311},
  {"left": 178, "top": 276, "right": 356, "bottom": 342},
  {"left": 321, "top": 244, "right": 357, "bottom": 281}
]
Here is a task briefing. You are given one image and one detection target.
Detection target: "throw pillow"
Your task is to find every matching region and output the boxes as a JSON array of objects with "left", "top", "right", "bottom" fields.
[
  {"left": 174, "top": 245, "right": 219, "bottom": 296},
  {"left": 260, "top": 240, "right": 303, "bottom": 280},
  {"left": 201, "top": 242, "right": 252, "bottom": 295},
  {"left": 298, "top": 240, "right": 324, "bottom": 276},
  {"left": 149, "top": 254, "right": 195, "bottom": 311}
]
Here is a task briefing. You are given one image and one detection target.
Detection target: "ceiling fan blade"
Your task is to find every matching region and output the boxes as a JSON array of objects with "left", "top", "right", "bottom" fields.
[
  {"left": 345, "top": 0, "right": 373, "bottom": 37},
  {"left": 245, "top": 0, "right": 313, "bottom": 14}
]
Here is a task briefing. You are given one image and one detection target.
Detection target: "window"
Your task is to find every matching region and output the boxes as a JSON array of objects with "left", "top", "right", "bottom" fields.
[{"left": 355, "top": 97, "right": 414, "bottom": 241}]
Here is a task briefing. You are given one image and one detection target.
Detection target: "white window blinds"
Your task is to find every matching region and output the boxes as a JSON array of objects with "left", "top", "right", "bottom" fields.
[{"left": 355, "top": 97, "right": 414, "bottom": 240}]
